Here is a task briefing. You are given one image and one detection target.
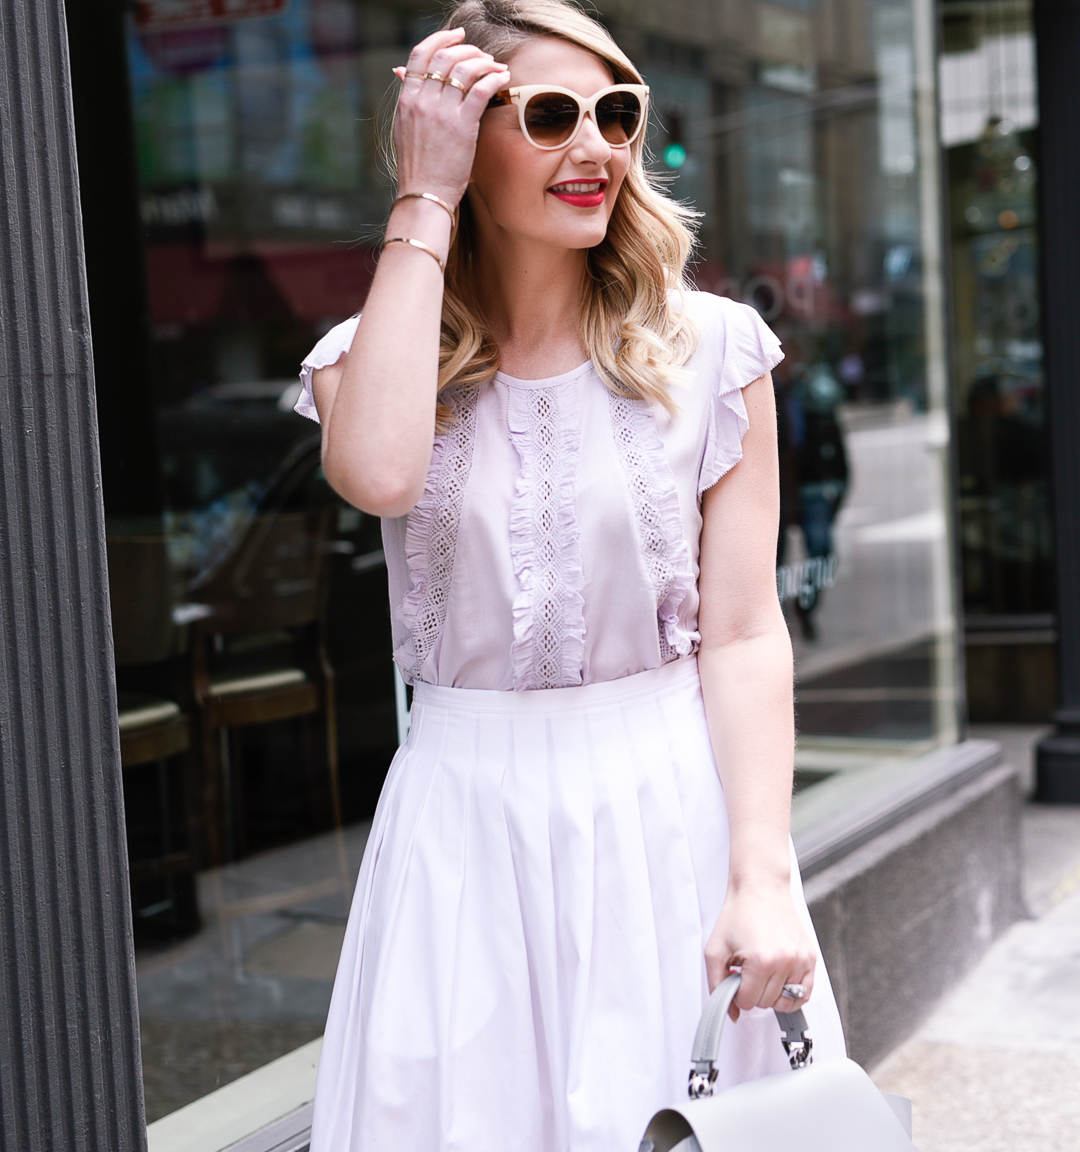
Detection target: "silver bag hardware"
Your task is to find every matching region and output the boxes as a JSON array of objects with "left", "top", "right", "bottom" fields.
[{"left": 639, "top": 973, "right": 916, "bottom": 1152}]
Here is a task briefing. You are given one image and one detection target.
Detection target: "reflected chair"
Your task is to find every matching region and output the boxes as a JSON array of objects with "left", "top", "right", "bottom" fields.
[
  {"left": 187, "top": 436, "right": 340, "bottom": 866},
  {"left": 107, "top": 533, "right": 201, "bottom": 937}
]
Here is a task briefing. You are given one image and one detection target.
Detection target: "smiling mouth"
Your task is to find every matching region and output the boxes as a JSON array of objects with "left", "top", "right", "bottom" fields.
[{"left": 547, "top": 180, "right": 608, "bottom": 206}]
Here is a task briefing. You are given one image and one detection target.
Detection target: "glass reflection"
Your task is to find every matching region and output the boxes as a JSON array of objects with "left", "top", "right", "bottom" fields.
[
  {"left": 670, "top": 0, "right": 957, "bottom": 774},
  {"left": 120, "top": 0, "right": 400, "bottom": 1120},
  {"left": 940, "top": 0, "right": 1049, "bottom": 617}
]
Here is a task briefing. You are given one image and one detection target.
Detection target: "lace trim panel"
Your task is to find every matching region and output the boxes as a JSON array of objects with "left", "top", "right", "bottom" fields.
[
  {"left": 608, "top": 393, "right": 697, "bottom": 659},
  {"left": 507, "top": 383, "right": 586, "bottom": 690},
  {"left": 396, "top": 387, "right": 479, "bottom": 683}
]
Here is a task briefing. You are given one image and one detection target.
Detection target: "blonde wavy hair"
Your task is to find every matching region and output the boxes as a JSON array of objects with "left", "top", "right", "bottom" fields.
[{"left": 393, "top": 0, "right": 699, "bottom": 423}]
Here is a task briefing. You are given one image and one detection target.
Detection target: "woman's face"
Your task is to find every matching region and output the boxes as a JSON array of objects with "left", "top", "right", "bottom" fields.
[{"left": 468, "top": 37, "right": 633, "bottom": 253}]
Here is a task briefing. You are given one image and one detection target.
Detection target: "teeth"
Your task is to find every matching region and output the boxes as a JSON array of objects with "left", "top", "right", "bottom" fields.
[{"left": 553, "top": 182, "right": 603, "bottom": 193}]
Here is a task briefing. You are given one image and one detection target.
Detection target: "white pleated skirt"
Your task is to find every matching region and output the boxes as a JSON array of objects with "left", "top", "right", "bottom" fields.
[{"left": 309, "top": 657, "right": 846, "bottom": 1152}]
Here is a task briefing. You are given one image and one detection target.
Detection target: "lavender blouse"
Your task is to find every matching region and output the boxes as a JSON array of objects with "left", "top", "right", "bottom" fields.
[{"left": 296, "top": 291, "right": 782, "bottom": 691}]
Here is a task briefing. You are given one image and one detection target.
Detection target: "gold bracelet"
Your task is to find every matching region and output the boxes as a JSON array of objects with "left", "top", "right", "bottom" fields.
[
  {"left": 383, "top": 236, "right": 445, "bottom": 274},
  {"left": 393, "top": 191, "right": 457, "bottom": 222}
]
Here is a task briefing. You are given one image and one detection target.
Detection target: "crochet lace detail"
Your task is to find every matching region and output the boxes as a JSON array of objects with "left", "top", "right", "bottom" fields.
[
  {"left": 608, "top": 392, "right": 695, "bottom": 659},
  {"left": 507, "top": 383, "right": 586, "bottom": 690},
  {"left": 397, "top": 386, "right": 479, "bottom": 681}
]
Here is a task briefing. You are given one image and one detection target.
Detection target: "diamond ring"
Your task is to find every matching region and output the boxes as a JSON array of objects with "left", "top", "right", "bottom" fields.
[{"left": 781, "top": 983, "right": 807, "bottom": 1000}]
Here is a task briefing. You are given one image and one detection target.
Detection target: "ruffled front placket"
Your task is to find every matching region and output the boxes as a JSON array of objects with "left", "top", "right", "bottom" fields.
[{"left": 506, "top": 382, "right": 587, "bottom": 690}]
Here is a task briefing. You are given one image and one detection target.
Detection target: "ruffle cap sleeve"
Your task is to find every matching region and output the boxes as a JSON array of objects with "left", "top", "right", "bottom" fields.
[
  {"left": 698, "top": 295, "right": 784, "bottom": 494},
  {"left": 294, "top": 313, "right": 362, "bottom": 423}
]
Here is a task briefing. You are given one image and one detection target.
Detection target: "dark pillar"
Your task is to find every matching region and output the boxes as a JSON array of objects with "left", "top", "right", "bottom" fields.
[
  {"left": 0, "top": 2, "right": 147, "bottom": 1150},
  {"left": 1034, "top": 0, "right": 1080, "bottom": 802},
  {"left": 65, "top": 0, "right": 164, "bottom": 523}
]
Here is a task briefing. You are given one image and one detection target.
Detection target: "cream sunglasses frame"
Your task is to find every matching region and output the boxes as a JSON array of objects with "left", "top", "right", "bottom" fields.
[{"left": 487, "top": 83, "right": 650, "bottom": 150}]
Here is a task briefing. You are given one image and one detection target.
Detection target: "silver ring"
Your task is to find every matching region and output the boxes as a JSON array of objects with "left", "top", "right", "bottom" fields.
[{"left": 781, "top": 983, "right": 807, "bottom": 1000}]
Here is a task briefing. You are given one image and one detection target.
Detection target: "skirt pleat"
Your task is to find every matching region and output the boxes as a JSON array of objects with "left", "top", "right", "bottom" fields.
[{"left": 310, "top": 657, "right": 846, "bottom": 1152}]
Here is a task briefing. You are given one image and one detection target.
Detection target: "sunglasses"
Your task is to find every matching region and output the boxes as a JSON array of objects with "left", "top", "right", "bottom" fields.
[{"left": 487, "top": 84, "right": 650, "bottom": 150}]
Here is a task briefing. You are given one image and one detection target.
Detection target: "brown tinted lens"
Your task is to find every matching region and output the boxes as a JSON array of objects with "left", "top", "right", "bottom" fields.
[
  {"left": 522, "top": 92, "right": 581, "bottom": 145},
  {"left": 595, "top": 90, "right": 642, "bottom": 144}
]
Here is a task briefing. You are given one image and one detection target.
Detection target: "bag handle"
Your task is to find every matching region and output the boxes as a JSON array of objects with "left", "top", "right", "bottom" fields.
[{"left": 688, "top": 973, "right": 813, "bottom": 1099}]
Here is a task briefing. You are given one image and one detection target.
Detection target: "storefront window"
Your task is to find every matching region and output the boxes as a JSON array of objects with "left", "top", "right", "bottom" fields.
[
  {"left": 939, "top": 0, "right": 1049, "bottom": 619},
  {"left": 107, "top": 0, "right": 959, "bottom": 1139},
  {"left": 641, "top": 0, "right": 959, "bottom": 804},
  {"left": 121, "top": 0, "right": 402, "bottom": 1124}
]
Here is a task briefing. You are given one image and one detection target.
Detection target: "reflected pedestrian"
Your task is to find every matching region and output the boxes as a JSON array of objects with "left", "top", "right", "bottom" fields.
[{"left": 791, "top": 362, "right": 849, "bottom": 639}]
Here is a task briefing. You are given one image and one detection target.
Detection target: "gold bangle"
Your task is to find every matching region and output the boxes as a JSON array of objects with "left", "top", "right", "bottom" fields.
[
  {"left": 393, "top": 191, "right": 457, "bottom": 222},
  {"left": 383, "top": 236, "right": 445, "bottom": 274}
]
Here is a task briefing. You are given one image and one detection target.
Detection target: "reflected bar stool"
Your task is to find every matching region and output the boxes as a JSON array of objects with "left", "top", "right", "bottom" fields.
[
  {"left": 188, "top": 440, "right": 340, "bottom": 867},
  {"left": 107, "top": 535, "right": 201, "bottom": 937}
]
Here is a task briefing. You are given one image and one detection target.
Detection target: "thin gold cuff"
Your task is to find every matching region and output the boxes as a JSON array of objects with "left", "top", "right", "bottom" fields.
[
  {"left": 383, "top": 236, "right": 446, "bottom": 274},
  {"left": 393, "top": 192, "right": 457, "bottom": 222}
]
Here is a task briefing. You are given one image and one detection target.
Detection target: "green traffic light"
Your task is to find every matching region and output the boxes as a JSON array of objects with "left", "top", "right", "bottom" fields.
[{"left": 664, "top": 142, "right": 687, "bottom": 169}]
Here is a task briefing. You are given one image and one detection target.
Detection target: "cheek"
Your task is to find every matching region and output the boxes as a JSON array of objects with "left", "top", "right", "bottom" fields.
[
  {"left": 608, "top": 155, "right": 633, "bottom": 206},
  {"left": 474, "top": 139, "right": 551, "bottom": 216}
]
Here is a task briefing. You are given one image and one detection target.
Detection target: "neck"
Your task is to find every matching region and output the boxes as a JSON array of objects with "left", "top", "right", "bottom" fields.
[{"left": 470, "top": 228, "right": 590, "bottom": 366}]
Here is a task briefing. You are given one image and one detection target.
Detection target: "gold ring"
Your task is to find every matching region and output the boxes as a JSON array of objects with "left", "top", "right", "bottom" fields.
[
  {"left": 403, "top": 70, "right": 427, "bottom": 81},
  {"left": 426, "top": 71, "right": 449, "bottom": 84},
  {"left": 446, "top": 76, "right": 467, "bottom": 93}
]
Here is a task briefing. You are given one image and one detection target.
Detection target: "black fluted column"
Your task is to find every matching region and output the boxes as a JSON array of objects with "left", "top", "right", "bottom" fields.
[
  {"left": 1035, "top": 0, "right": 1080, "bottom": 801},
  {"left": 0, "top": 0, "right": 147, "bottom": 1149}
]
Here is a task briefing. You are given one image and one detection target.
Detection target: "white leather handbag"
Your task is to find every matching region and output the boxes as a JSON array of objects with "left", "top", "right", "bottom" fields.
[{"left": 639, "top": 974, "right": 917, "bottom": 1152}]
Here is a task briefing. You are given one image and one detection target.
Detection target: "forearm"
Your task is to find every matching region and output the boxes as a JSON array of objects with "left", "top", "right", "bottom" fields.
[
  {"left": 697, "top": 620, "right": 795, "bottom": 891},
  {"left": 321, "top": 199, "right": 451, "bottom": 516}
]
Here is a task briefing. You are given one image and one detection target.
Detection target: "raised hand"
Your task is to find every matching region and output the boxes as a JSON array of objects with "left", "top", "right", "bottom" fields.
[{"left": 391, "top": 28, "right": 511, "bottom": 210}]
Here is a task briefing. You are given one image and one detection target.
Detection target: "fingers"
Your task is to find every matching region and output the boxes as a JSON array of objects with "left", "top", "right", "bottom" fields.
[
  {"left": 459, "top": 61, "right": 511, "bottom": 110},
  {"left": 737, "top": 954, "right": 816, "bottom": 1015},
  {"left": 404, "top": 34, "right": 491, "bottom": 92},
  {"left": 441, "top": 53, "right": 506, "bottom": 100},
  {"left": 404, "top": 26, "right": 466, "bottom": 79},
  {"left": 400, "top": 26, "right": 509, "bottom": 97},
  {"left": 776, "top": 967, "right": 815, "bottom": 1012}
]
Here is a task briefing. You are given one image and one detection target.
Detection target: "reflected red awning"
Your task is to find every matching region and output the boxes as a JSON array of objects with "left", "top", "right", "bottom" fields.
[{"left": 146, "top": 244, "right": 376, "bottom": 326}]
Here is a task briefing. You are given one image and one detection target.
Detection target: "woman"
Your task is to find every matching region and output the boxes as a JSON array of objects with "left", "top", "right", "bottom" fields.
[{"left": 295, "top": 2, "right": 846, "bottom": 1148}]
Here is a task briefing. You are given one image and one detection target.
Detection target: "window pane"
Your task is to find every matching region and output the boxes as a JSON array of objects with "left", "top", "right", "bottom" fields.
[
  {"left": 119, "top": 0, "right": 402, "bottom": 1121},
  {"left": 941, "top": 0, "right": 1051, "bottom": 619},
  {"left": 638, "top": 0, "right": 959, "bottom": 795}
]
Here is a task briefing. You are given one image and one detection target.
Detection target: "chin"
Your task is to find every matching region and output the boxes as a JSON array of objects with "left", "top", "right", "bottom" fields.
[{"left": 544, "top": 218, "right": 612, "bottom": 250}]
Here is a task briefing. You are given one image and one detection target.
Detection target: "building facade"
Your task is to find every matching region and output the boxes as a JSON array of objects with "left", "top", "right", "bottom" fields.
[{"left": 6, "top": 0, "right": 1078, "bottom": 1148}]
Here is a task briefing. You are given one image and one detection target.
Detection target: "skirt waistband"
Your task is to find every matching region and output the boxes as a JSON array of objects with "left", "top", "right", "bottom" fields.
[{"left": 411, "top": 656, "right": 700, "bottom": 716}]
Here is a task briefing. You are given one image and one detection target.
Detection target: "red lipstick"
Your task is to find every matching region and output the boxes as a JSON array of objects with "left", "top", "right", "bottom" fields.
[{"left": 547, "top": 180, "right": 607, "bottom": 208}]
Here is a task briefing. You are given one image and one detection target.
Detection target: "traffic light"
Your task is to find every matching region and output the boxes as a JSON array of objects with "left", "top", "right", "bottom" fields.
[{"left": 663, "top": 111, "right": 687, "bottom": 169}]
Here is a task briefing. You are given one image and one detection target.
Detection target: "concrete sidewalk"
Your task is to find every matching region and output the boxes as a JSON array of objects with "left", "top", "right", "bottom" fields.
[{"left": 872, "top": 797, "right": 1080, "bottom": 1151}]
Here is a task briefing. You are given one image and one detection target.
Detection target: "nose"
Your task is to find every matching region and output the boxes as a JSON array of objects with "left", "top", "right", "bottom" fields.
[{"left": 568, "top": 111, "right": 613, "bottom": 164}]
